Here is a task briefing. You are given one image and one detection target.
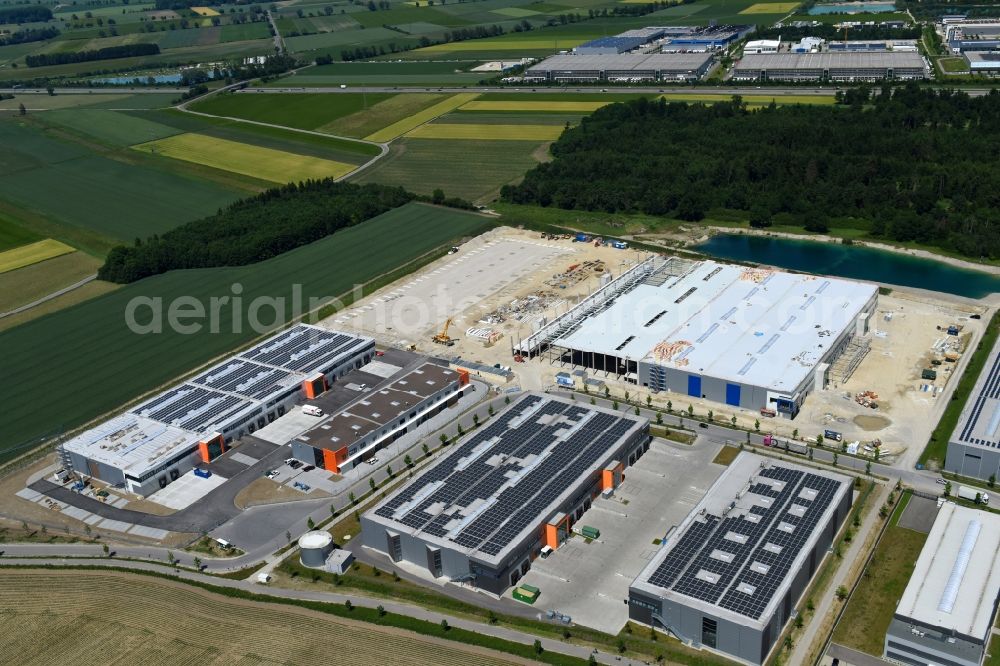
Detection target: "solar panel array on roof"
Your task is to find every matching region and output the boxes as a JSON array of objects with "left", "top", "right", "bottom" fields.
[
  {"left": 645, "top": 466, "right": 841, "bottom": 620},
  {"left": 372, "top": 394, "right": 643, "bottom": 561},
  {"left": 241, "top": 327, "right": 367, "bottom": 374},
  {"left": 956, "top": 346, "right": 1000, "bottom": 448},
  {"left": 191, "top": 358, "right": 293, "bottom": 400},
  {"left": 134, "top": 385, "right": 254, "bottom": 433}
]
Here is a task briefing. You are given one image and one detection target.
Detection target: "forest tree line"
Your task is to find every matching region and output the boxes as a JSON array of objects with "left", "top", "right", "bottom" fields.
[
  {"left": 26, "top": 43, "right": 160, "bottom": 67},
  {"left": 0, "top": 27, "right": 58, "bottom": 47},
  {"left": 98, "top": 180, "right": 418, "bottom": 283},
  {"left": 501, "top": 86, "right": 1000, "bottom": 260},
  {"left": 0, "top": 6, "right": 52, "bottom": 23}
]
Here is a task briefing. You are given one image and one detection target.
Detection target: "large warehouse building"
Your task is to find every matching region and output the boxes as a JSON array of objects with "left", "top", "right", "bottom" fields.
[
  {"left": 945, "top": 334, "right": 1000, "bottom": 480},
  {"left": 515, "top": 258, "right": 878, "bottom": 419},
  {"left": 732, "top": 52, "right": 927, "bottom": 81},
  {"left": 361, "top": 393, "right": 649, "bottom": 594},
  {"left": 885, "top": 502, "right": 1000, "bottom": 666},
  {"left": 291, "top": 362, "right": 468, "bottom": 474},
  {"left": 524, "top": 53, "right": 714, "bottom": 82},
  {"left": 60, "top": 325, "right": 374, "bottom": 495},
  {"left": 629, "top": 453, "right": 852, "bottom": 665}
]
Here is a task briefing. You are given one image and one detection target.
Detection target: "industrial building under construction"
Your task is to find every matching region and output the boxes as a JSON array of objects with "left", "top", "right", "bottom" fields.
[
  {"left": 514, "top": 258, "right": 878, "bottom": 419},
  {"left": 361, "top": 392, "right": 648, "bottom": 594}
]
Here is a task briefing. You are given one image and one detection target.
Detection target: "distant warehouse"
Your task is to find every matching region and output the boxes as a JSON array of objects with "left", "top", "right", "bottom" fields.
[
  {"left": 629, "top": 452, "right": 852, "bottom": 665},
  {"left": 60, "top": 325, "right": 374, "bottom": 495},
  {"left": 515, "top": 258, "right": 878, "bottom": 419},
  {"left": 525, "top": 52, "right": 714, "bottom": 83},
  {"left": 361, "top": 392, "right": 649, "bottom": 594},
  {"left": 885, "top": 502, "right": 1000, "bottom": 666},
  {"left": 732, "top": 52, "right": 928, "bottom": 81}
]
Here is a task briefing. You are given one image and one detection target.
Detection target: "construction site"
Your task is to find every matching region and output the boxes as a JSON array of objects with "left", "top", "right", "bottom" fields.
[{"left": 319, "top": 226, "right": 986, "bottom": 468}]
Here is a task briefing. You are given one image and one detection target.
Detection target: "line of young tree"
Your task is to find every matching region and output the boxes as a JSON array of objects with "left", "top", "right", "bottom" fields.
[
  {"left": 0, "top": 27, "right": 59, "bottom": 47},
  {"left": 0, "top": 6, "right": 53, "bottom": 24},
  {"left": 501, "top": 86, "right": 1000, "bottom": 260},
  {"left": 26, "top": 43, "right": 160, "bottom": 68},
  {"left": 99, "top": 181, "right": 420, "bottom": 284}
]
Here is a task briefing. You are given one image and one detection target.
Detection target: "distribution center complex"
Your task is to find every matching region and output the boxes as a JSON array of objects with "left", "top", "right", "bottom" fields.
[
  {"left": 885, "top": 502, "right": 1000, "bottom": 666},
  {"left": 291, "top": 362, "right": 468, "bottom": 474},
  {"left": 945, "top": 333, "right": 1000, "bottom": 480},
  {"left": 361, "top": 392, "right": 649, "bottom": 594},
  {"left": 524, "top": 53, "right": 715, "bottom": 82},
  {"left": 732, "top": 52, "right": 927, "bottom": 81},
  {"left": 515, "top": 258, "right": 878, "bottom": 419},
  {"left": 60, "top": 324, "right": 375, "bottom": 495},
  {"left": 629, "top": 453, "right": 852, "bottom": 665}
]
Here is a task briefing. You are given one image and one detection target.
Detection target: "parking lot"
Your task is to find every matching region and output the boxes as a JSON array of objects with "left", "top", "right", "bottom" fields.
[{"left": 516, "top": 437, "right": 726, "bottom": 634}]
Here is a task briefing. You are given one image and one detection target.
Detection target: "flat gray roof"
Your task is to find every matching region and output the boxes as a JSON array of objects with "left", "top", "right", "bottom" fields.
[
  {"left": 527, "top": 52, "right": 713, "bottom": 73},
  {"left": 365, "top": 392, "right": 646, "bottom": 567},
  {"left": 950, "top": 334, "right": 1000, "bottom": 450},
  {"left": 895, "top": 502, "right": 1000, "bottom": 641},
  {"left": 632, "top": 452, "right": 851, "bottom": 628},
  {"left": 735, "top": 51, "right": 926, "bottom": 69},
  {"left": 554, "top": 259, "right": 876, "bottom": 394}
]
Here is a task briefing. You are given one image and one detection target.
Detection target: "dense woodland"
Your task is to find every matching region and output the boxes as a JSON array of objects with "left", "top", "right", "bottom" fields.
[
  {"left": 26, "top": 44, "right": 160, "bottom": 67},
  {"left": 0, "top": 6, "right": 52, "bottom": 23},
  {"left": 0, "top": 27, "right": 59, "bottom": 47},
  {"left": 502, "top": 87, "right": 1000, "bottom": 259},
  {"left": 99, "top": 180, "right": 416, "bottom": 283}
]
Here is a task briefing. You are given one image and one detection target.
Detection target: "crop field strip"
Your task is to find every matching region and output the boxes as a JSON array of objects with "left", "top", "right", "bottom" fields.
[
  {"left": 0, "top": 217, "right": 42, "bottom": 253},
  {"left": 0, "top": 251, "right": 102, "bottom": 314},
  {"left": 459, "top": 100, "right": 609, "bottom": 112},
  {"left": 364, "top": 92, "right": 480, "bottom": 142},
  {"left": 0, "top": 239, "right": 75, "bottom": 273},
  {"left": 0, "top": 570, "right": 526, "bottom": 666},
  {"left": 405, "top": 123, "right": 564, "bottom": 141},
  {"left": 740, "top": 1, "right": 800, "bottom": 12},
  {"left": 133, "top": 133, "right": 357, "bottom": 183},
  {"left": 190, "top": 92, "right": 395, "bottom": 131},
  {"left": 0, "top": 202, "right": 493, "bottom": 455}
]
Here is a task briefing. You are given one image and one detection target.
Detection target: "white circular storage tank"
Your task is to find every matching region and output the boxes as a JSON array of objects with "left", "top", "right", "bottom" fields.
[{"left": 299, "top": 530, "right": 334, "bottom": 568}]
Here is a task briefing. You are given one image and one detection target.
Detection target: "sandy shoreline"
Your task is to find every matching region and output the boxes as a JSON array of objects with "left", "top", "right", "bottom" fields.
[{"left": 703, "top": 226, "right": 1000, "bottom": 277}]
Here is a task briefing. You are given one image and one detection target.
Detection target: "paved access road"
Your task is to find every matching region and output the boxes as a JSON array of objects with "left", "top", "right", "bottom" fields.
[{"left": 0, "top": 558, "right": 647, "bottom": 666}]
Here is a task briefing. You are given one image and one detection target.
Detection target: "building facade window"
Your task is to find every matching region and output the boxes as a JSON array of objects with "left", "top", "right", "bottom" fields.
[{"left": 702, "top": 617, "right": 718, "bottom": 649}]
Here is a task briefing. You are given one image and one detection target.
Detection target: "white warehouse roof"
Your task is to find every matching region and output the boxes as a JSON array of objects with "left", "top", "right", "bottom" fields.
[
  {"left": 553, "top": 259, "right": 877, "bottom": 393},
  {"left": 895, "top": 502, "right": 1000, "bottom": 640}
]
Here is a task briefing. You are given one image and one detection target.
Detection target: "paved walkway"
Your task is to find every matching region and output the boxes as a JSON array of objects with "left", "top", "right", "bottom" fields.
[
  {"left": 0, "top": 558, "right": 645, "bottom": 666},
  {"left": 828, "top": 643, "right": 891, "bottom": 666},
  {"left": 0, "top": 274, "right": 96, "bottom": 318}
]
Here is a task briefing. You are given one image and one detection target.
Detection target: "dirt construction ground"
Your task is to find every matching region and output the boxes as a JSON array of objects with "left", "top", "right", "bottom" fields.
[{"left": 0, "top": 569, "right": 533, "bottom": 666}]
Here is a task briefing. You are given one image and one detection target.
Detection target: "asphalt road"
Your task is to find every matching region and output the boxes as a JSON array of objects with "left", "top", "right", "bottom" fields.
[{"left": 243, "top": 85, "right": 1000, "bottom": 97}]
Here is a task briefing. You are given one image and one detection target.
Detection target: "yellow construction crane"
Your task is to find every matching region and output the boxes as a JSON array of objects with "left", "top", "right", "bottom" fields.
[{"left": 432, "top": 318, "right": 455, "bottom": 346}]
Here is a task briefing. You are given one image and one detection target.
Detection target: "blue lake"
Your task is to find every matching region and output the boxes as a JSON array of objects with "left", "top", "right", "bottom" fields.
[{"left": 695, "top": 234, "right": 1000, "bottom": 299}]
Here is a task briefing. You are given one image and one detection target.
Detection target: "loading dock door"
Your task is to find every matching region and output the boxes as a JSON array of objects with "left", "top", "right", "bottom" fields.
[
  {"left": 687, "top": 375, "right": 702, "bottom": 398},
  {"left": 726, "top": 383, "right": 741, "bottom": 407}
]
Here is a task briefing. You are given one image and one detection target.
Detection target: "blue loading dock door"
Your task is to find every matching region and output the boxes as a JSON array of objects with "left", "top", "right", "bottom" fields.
[
  {"left": 726, "top": 383, "right": 741, "bottom": 407},
  {"left": 688, "top": 375, "right": 702, "bottom": 398}
]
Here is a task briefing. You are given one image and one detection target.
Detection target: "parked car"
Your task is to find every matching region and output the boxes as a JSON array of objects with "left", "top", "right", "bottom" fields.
[
  {"left": 303, "top": 465, "right": 315, "bottom": 472},
  {"left": 699, "top": 422, "right": 709, "bottom": 429},
  {"left": 366, "top": 457, "right": 379, "bottom": 465},
  {"left": 265, "top": 470, "right": 279, "bottom": 480},
  {"left": 375, "top": 350, "right": 385, "bottom": 357},
  {"left": 288, "top": 460, "right": 302, "bottom": 469}
]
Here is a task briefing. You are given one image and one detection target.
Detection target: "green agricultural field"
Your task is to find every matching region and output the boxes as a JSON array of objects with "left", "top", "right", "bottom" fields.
[
  {"left": 0, "top": 251, "right": 102, "bottom": 314},
  {"left": 351, "top": 138, "right": 544, "bottom": 202},
  {"left": 365, "top": 92, "right": 479, "bottom": 141},
  {"left": 134, "top": 132, "right": 357, "bottom": 183},
  {"left": 0, "top": 202, "right": 493, "bottom": 456},
  {"left": 44, "top": 109, "right": 183, "bottom": 146},
  {"left": 190, "top": 92, "right": 394, "bottom": 131},
  {"left": 0, "top": 93, "right": 154, "bottom": 112},
  {"left": 406, "top": 122, "right": 563, "bottom": 140},
  {"left": 0, "top": 217, "right": 42, "bottom": 253},
  {"left": 323, "top": 93, "right": 447, "bottom": 138},
  {"left": 0, "top": 118, "right": 244, "bottom": 242},
  {"left": 260, "top": 60, "right": 485, "bottom": 87}
]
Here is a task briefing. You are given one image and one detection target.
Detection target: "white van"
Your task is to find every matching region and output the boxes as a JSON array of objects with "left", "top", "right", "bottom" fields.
[
  {"left": 302, "top": 405, "right": 324, "bottom": 417},
  {"left": 540, "top": 545, "right": 553, "bottom": 559}
]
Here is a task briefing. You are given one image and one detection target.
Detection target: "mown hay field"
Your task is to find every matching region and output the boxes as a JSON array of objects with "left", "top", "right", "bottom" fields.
[
  {"left": 135, "top": 133, "right": 357, "bottom": 183},
  {"left": 0, "top": 239, "right": 75, "bottom": 274},
  {"left": 364, "top": 93, "right": 480, "bottom": 142},
  {"left": 0, "top": 202, "right": 492, "bottom": 455},
  {"left": 406, "top": 123, "right": 563, "bottom": 141},
  {"left": 0, "top": 570, "right": 526, "bottom": 666},
  {"left": 740, "top": 2, "right": 799, "bottom": 13}
]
